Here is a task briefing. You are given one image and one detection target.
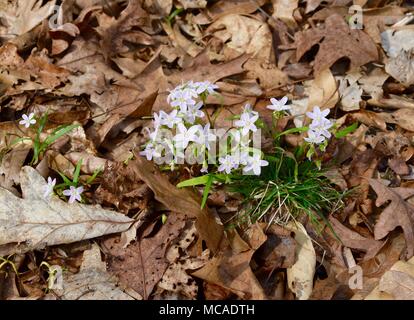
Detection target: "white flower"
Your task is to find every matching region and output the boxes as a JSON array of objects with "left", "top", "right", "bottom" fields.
[
  {"left": 43, "top": 177, "right": 56, "bottom": 199},
  {"left": 174, "top": 123, "right": 200, "bottom": 149},
  {"left": 140, "top": 143, "right": 161, "bottom": 161},
  {"left": 19, "top": 113, "right": 36, "bottom": 128},
  {"left": 309, "top": 118, "right": 333, "bottom": 138},
  {"left": 193, "top": 81, "right": 219, "bottom": 95},
  {"left": 242, "top": 103, "right": 259, "bottom": 117},
  {"left": 234, "top": 110, "right": 259, "bottom": 136},
  {"left": 153, "top": 112, "right": 164, "bottom": 128},
  {"left": 243, "top": 154, "right": 268, "bottom": 175},
  {"left": 63, "top": 185, "right": 84, "bottom": 204},
  {"left": 184, "top": 101, "right": 204, "bottom": 124},
  {"left": 304, "top": 129, "right": 326, "bottom": 144},
  {"left": 170, "top": 90, "right": 196, "bottom": 112},
  {"left": 218, "top": 155, "right": 238, "bottom": 174},
  {"left": 267, "top": 96, "right": 290, "bottom": 112},
  {"left": 306, "top": 106, "right": 330, "bottom": 124},
  {"left": 160, "top": 110, "right": 182, "bottom": 128}
]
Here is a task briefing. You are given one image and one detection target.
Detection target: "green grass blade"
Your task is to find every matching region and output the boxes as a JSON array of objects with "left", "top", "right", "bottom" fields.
[
  {"left": 43, "top": 124, "right": 79, "bottom": 146},
  {"left": 201, "top": 175, "right": 214, "bottom": 209},
  {"left": 335, "top": 122, "right": 358, "bottom": 138},
  {"left": 73, "top": 159, "right": 83, "bottom": 185}
]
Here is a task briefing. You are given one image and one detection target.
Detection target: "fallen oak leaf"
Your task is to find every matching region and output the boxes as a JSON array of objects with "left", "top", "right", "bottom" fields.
[
  {"left": 378, "top": 108, "right": 414, "bottom": 132},
  {"left": 166, "top": 51, "right": 249, "bottom": 87},
  {"left": 294, "top": 14, "right": 378, "bottom": 75},
  {"left": 56, "top": 244, "right": 134, "bottom": 300},
  {"left": 0, "top": 166, "right": 134, "bottom": 255},
  {"left": 0, "top": 0, "right": 56, "bottom": 37},
  {"left": 192, "top": 224, "right": 267, "bottom": 300},
  {"left": 370, "top": 179, "right": 414, "bottom": 258},
  {"left": 365, "top": 257, "right": 414, "bottom": 300},
  {"left": 329, "top": 217, "right": 384, "bottom": 261},
  {"left": 157, "top": 222, "right": 208, "bottom": 299},
  {"left": 207, "top": 14, "right": 274, "bottom": 62},
  {"left": 103, "top": 212, "right": 186, "bottom": 299},
  {"left": 96, "top": 0, "right": 154, "bottom": 61}
]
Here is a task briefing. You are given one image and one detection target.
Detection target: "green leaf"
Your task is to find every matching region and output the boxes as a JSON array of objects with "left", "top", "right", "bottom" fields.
[
  {"left": 86, "top": 167, "right": 102, "bottom": 184},
  {"left": 166, "top": 7, "right": 184, "bottom": 26},
  {"left": 37, "top": 112, "right": 48, "bottom": 138},
  {"left": 335, "top": 122, "right": 358, "bottom": 138},
  {"left": 201, "top": 175, "right": 214, "bottom": 209},
  {"left": 177, "top": 174, "right": 212, "bottom": 188},
  {"left": 73, "top": 159, "right": 83, "bottom": 185},
  {"left": 57, "top": 171, "right": 73, "bottom": 187},
  {"left": 42, "top": 124, "right": 80, "bottom": 147}
]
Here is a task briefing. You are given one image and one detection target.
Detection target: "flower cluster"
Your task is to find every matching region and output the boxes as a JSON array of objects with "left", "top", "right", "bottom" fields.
[
  {"left": 226, "top": 104, "right": 269, "bottom": 175},
  {"left": 140, "top": 81, "right": 218, "bottom": 171},
  {"left": 140, "top": 81, "right": 270, "bottom": 175},
  {"left": 304, "top": 106, "right": 333, "bottom": 145}
]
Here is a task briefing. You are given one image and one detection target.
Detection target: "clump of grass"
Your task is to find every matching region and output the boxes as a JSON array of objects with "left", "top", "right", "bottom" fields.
[{"left": 227, "top": 148, "right": 347, "bottom": 230}]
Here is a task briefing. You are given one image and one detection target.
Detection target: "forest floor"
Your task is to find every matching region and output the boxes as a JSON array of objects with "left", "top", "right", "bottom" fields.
[{"left": 1, "top": 0, "right": 414, "bottom": 300}]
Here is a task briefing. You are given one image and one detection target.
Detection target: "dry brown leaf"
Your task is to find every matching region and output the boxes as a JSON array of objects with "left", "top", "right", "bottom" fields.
[
  {"left": 370, "top": 179, "right": 414, "bottom": 258},
  {"left": 365, "top": 257, "right": 414, "bottom": 300},
  {"left": 381, "top": 27, "right": 414, "bottom": 86},
  {"left": 272, "top": 0, "right": 298, "bottom": 28},
  {"left": 379, "top": 108, "right": 414, "bottom": 132},
  {"left": 351, "top": 110, "right": 387, "bottom": 131},
  {"left": 0, "top": 0, "right": 56, "bottom": 37},
  {"left": 208, "top": 14, "right": 274, "bottom": 62},
  {"left": 144, "top": 0, "right": 172, "bottom": 16},
  {"left": 388, "top": 158, "right": 410, "bottom": 176},
  {"left": 362, "top": 7, "right": 405, "bottom": 43},
  {"left": 104, "top": 212, "right": 186, "bottom": 299},
  {"left": 295, "top": 14, "right": 378, "bottom": 74},
  {"left": 177, "top": 0, "right": 207, "bottom": 9},
  {"left": 167, "top": 51, "right": 249, "bottom": 86},
  {"left": 385, "top": 49, "right": 414, "bottom": 86},
  {"left": 347, "top": 149, "right": 379, "bottom": 202},
  {"left": 192, "top": 224, "right": 267, "bottom": 300},
  {"left": 286, "top": 221, "right": 316, "bottom": 300},
  {"left": 57, "top": 244, "right": 134, "bottom": 300},
  {"left": 95, "top": 162, "right": 149, "bottom": 214},
  {"left": 243, "top": 59, "right": 289, "bottom": 90},
  {"left": 329, "top": 217, "right": 384, "bottom": 261},
  {"left": 96, "top": 0, "right": 153, "bottom": 60},
  {"left": 254, "top": 224, "right": 296, "bottom": 270},
  {"left": 0, "top": 144, "right": 31, "bottom": 192},
  {"left": 194, "top": 0, "right": 267, "bottom": 24},
  {"left": 157, "top": 223, "right": 208, "bottom": 299},
  {"left": 307, "top": 68, "right": 339, "bottom": 111},
  {"left": 0, "top": 166, "right": 134, "bottom": 255}
]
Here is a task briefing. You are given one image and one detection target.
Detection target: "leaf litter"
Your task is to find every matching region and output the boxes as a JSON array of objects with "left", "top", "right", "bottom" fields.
[{"left": 0, "top": 0, "right": 414, "bottom": 301}]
